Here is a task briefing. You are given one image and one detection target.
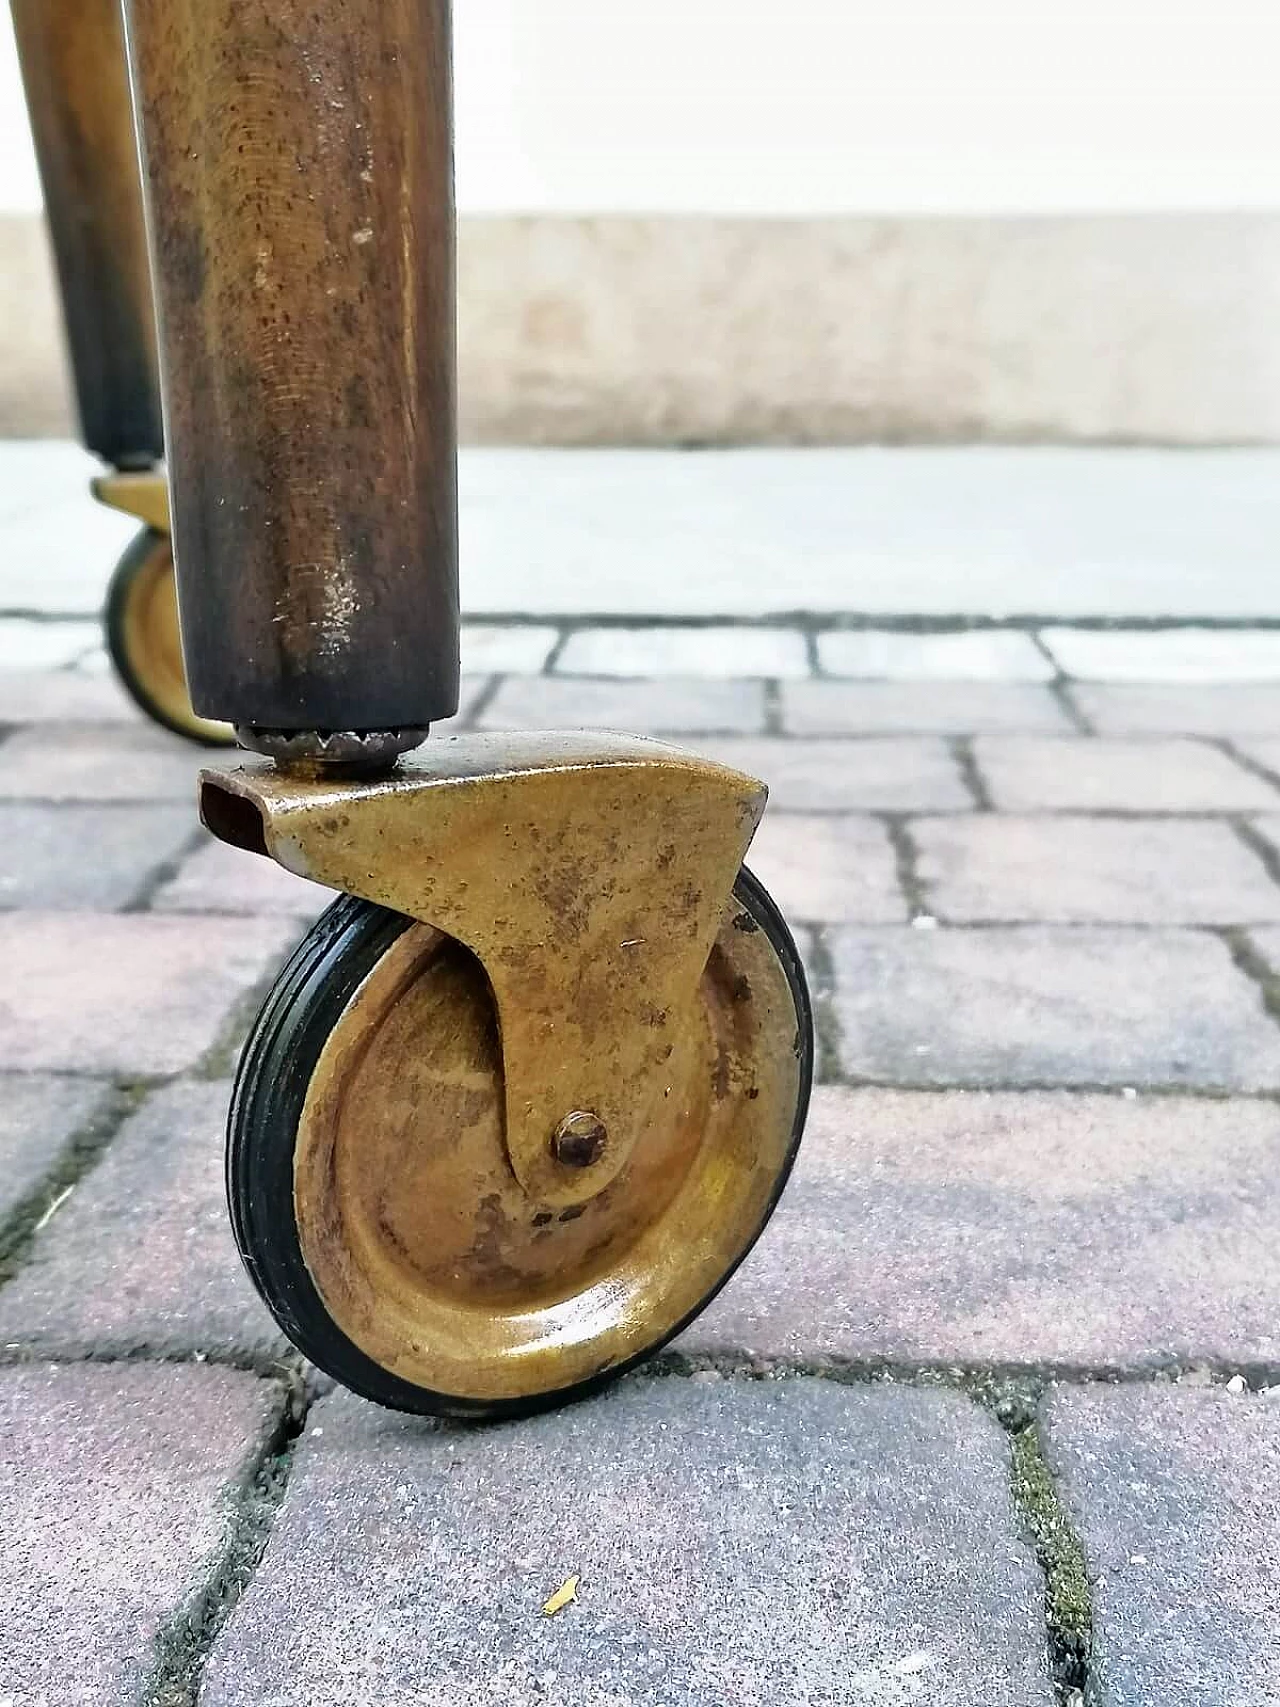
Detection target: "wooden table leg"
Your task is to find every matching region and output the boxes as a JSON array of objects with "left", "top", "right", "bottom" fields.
[
  {"left": 11, "top": 0, "right": 162, "bottom": 469},
  {"left": 122, "top": 0, "right": 459, "bottom": 752}
]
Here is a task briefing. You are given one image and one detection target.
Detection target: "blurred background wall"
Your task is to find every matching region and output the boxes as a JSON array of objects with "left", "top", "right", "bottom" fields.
[{"left": 2, "top": 0, "right": 1277, "bottom": 443}]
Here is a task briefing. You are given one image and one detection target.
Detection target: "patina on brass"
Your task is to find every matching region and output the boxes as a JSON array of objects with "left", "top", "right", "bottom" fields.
[
  {"left": 290, "top": 881, "right": 799, "bottom": 1402},
  {"left": 200, "top": 732, "right": 767, "bottom": 1209},
  {"left": 93, "top": 468, "right": 170, "bottom": 533}
]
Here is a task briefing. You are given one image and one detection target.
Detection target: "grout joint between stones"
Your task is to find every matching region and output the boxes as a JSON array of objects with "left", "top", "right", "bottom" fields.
[
  {"left": 138, "top": 1382, "right": 311, "bottom": 1707},
  {"left": 1217, "top": 926, "right": 1280, "bottom": 1035},
  {"left": 796, "top": 925, "right": 843, "bottom": 1085},
  {"left": 978, "top": 1379, "right": 1094, "bottom": 1707},
  {"left": 0, "top": 1081, "right": 151, "bottom": 1290}
]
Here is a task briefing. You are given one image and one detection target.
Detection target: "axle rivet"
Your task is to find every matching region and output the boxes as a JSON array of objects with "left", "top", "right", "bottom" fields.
[{"left": 552, "top": 1111, "right": 608, "bottom": 1169}]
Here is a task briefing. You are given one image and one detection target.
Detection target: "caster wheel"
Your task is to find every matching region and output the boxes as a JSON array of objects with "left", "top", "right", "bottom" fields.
[
  {"left": 228, "top": 868, "right": 812, "bottom": 1419},
  {"left": 104, "top": 528, "right": 235, "bottom": 746}
]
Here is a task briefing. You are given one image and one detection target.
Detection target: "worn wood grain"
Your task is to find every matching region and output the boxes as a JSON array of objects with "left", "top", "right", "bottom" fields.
[{"left": 124, "top": 0, "right": 459, "bottom": 731}]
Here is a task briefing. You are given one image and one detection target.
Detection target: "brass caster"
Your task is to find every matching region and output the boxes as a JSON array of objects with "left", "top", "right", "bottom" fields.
[
  {"left": 204, "top": 733, "right": 813, "bottom": 1418},
  {"left": 96, "top": 471, "right": 234, "bottom": 748},
  {"left": 104, "top": 528, "right": 236, "bottom": 745}
]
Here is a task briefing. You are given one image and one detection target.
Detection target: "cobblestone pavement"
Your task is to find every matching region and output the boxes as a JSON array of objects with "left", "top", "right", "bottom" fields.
[{"left": 3, "top": 450, "right": 1280, "bottom": 1705}]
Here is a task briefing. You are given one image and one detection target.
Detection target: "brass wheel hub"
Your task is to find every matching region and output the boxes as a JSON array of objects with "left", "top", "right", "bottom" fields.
[{"left": 292, "top": 893, "right": 800, "bottom": 1403}]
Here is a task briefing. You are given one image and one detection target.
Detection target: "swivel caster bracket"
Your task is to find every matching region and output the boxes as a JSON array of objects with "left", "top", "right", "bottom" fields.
[
  {"left": 199, "top": 731, "right": 768, "bottom": 1209},
  {"left": 92, "top": 467, "right": 170, "bottom": 533}
]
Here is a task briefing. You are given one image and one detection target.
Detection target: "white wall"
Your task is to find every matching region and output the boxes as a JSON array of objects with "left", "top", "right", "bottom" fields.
[{"left": 3, "top": 0, "right": 1280, "bottom": 217}]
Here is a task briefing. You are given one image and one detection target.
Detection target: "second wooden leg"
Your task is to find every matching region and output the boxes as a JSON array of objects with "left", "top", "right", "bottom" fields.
[{"left": 11, "top": 0, "right": 161, "bottom": 468}]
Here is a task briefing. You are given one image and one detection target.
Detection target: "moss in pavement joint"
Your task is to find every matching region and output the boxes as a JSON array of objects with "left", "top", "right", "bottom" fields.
[{"left": 1010, "top": 1423, "right": 1093, "bottom": 1679}]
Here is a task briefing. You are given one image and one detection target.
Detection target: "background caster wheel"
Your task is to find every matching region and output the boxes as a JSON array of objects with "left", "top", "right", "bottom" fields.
[
  {"left": 104, "top": 528, "right": 235, "bottom": 746},
  {"left": 228, "top": 868, "right": 812, "bottom": 1419}
]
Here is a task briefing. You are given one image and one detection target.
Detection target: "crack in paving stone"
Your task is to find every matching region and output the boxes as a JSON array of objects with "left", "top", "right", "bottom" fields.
[
  {"left": 0, "top": 1081, "right": 149, "bottom": 1288},
  {"left": 137, "top": 1380, "right": 311, "bottom": 1707}
]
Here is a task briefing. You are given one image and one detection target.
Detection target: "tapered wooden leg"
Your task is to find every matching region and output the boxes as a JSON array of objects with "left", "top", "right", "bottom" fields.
[
  {"left": 121, "top": 0, "right": 459, "bottom": 748},
  {"left": 12, "top": 0, "right": 162, "bottom": 469}
]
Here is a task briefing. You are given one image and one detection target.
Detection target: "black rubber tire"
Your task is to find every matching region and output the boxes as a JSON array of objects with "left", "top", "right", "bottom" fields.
[
  {"left": 227, "top": 871, "right": 813, "bottom": 1420},
  {"left": 103, "top": 527, "right": 233, "bottom": 747}
]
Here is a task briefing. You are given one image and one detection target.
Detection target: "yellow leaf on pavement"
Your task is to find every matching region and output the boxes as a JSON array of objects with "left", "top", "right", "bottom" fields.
[{"left": 541, "top": 1574, "right": 580, "bottom": 1617}]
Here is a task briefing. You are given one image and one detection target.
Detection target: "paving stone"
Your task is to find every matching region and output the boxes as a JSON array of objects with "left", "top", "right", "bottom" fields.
[
  {"left": 683, "top": 1087, "right": 1280, "bottom": 1368},
  {"left": 914, "top": 815, "right": 1280, "bottom": 924},
  {"left": 480, "top": 674, "right": 766, "bottom": 733},
  {"left": 694, "top": 737, "right": 971, "bottom": 811},
  {"left": 1072, "top": 683, "right": 1280, "bottom": 736},
  {"left": 973, "top": 736, "right": 1278, "bottom": 812},
  {"left": 1042, "top": 625, "right": 1280, "bottom": 682},
  {"left": 0, "top": 619, "right": 101, "bottom": 670},
  {"left": 784, "top": 679, "right": 1071, "bottom": 735},
  {"left": 152, "top": 833, "right": 331, "bottom": 919},
  {"left": 0, "top": 1074, "right": 112, "bottom": 1226},
  {"left": 828, "top": 926, "right": 1280, "bottom": 1089},
  {"left": 202, "top": 1378, "right": 1052, "bottom": 1707},
  {"left": 1044, "top": 1386, "right": 1280, "bottom": 1705},
  {"left": 746, "top": 813, "right": 906, "bottom": 922},
  {"left": 819, "top": 628, "right": 1053, "bottom": 681},
  {"left": 0, "top": 1361, "right": 285, "bottom": 1707},
  {"left": 0, "top": 1079, "right": 287, "bottom": 1363},
  {"left": 461, "top": 623, "right": 559, "bottom": 674},
  {"left": 0, "top": 912, "right": 295, "bottom": 1074},
  {"left": 0, "top": 665, "right": 138, "bottom": 723},
  {"left": 0, "top": 721, "right": 204, "bottom": 801},
  {"left": 556, "top": 625, "right": 810, "bottom": 678},
  {"left": 0, "top": 802, "right": 194, "bottom": 911}
]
